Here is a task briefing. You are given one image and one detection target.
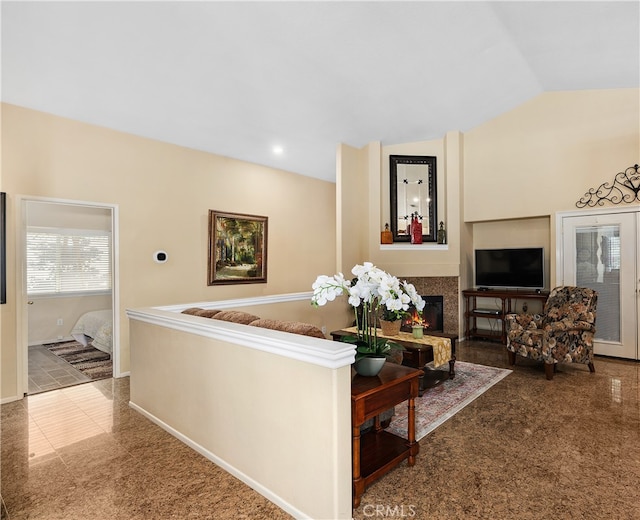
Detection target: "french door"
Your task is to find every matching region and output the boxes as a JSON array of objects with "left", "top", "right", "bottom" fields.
[{"left": 558, "top": 209, "right": 639, "bottom": 359}]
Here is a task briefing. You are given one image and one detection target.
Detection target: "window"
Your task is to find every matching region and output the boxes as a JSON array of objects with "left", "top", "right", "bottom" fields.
[{"left": 27, "top": 227, "right": 112, "bottom": 295}]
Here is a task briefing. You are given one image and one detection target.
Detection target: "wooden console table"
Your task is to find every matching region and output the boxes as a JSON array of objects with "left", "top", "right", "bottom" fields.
[
  {"left": 463, "top": 288, "right": 549, "bottom": 344},
  {"left": 351, "top": 363, "right": 421, "bottom": 508}
]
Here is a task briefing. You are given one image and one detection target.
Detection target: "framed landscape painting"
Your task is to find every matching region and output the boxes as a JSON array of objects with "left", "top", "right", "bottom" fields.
[{"left": 208, "top": 210, "right": 268, "bottom": 285}]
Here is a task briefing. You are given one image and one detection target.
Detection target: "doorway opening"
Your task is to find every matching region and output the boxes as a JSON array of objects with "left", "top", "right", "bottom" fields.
[{"left": 20, "top": 197, "right": 119, "bottom": 395}]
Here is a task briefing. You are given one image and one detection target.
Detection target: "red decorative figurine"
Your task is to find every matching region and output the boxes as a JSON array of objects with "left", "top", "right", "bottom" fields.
[{"left": 410, "top": 214, "right": 422, "bottom": 244}]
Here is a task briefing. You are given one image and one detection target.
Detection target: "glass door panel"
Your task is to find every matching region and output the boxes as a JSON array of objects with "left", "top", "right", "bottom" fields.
[
  {"left": 575, "top": 224, "right": 620, "bottom": 342},
  {"left": 561, "top": 212, "right": 637, "bottom": 359}
]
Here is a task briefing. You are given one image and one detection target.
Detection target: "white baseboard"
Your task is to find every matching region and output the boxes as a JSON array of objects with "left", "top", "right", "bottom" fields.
[
  {"left": 128, "top": 400, "right": 310, "bottom": 520},
  {"left": 28, "top": 336, "right": 74, "bottom": 347},
  {"left": 1, "top": 394, "right": 23, "bottom": 404}
]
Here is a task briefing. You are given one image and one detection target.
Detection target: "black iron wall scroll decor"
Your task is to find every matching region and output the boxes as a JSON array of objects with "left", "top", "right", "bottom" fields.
[{"left": 576, "top": 164, "right": 640, "bottom": 208}]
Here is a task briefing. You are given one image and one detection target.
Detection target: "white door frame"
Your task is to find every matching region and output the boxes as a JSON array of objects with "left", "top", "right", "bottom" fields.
[
  {"left": 555, "top": 205, "right": 639, "bottom": 359},
  {"left": 16, "top": 195, "right": 120, "bottom": 396}
]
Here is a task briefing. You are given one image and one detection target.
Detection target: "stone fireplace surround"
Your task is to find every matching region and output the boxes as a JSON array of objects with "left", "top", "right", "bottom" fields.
[{"left": 404, "top": 276, "right": 459, "bottom": 335}]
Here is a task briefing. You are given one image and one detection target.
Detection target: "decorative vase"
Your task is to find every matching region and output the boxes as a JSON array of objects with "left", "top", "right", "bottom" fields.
[
  {"left": 380, "top": 223, "right": 393, "bottom": 244},
  {"left": 410, "top": 214, "right": 423, "bottom": 244},
  {"left": 437, "top": 221, "right": 447, "bottom": 244},
  {"left": 354, "top": 356, "right": 386, "bottom": 377},
  {"left": 412, "top": 325, "right": 424, "bottom": 339},
  {"left": 379, "top": 319, "right": 402, "bottom": 336}
]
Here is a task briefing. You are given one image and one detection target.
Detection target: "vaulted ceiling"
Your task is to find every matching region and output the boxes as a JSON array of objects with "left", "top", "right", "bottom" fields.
[{"left": 2, "top": 1, "right": 638, "bottom": 182}]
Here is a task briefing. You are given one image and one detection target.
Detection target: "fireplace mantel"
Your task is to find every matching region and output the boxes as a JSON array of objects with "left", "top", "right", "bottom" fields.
[{"left": 380, "top": 244, "right": 448, "bottom": 251}]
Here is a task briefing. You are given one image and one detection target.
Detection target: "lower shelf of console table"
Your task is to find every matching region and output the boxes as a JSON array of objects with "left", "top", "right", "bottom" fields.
[
  {"left": 359, "top": 429, "right": 413, "bottom": 485},
  {"left": 351, "top": 363, "right": 421, "bottom": 508}
]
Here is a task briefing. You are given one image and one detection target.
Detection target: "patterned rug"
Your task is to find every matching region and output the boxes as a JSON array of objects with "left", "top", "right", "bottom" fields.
[
  {"left": 387, "top": 361, "right": 512, "bottom": 441},
  {"left": 45, "top": 340, "right": 113, "bottom": 381}
]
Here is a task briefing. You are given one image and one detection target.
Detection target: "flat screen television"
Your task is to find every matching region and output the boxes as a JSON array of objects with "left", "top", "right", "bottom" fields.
[{"left": 474, "top": 247, "right": 545, "bottom": 290}]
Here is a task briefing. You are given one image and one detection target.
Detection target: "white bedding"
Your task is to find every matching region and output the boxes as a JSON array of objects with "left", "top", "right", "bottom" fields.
[{"left": 71, "top": 309, "right": 113, "bottom": 355}]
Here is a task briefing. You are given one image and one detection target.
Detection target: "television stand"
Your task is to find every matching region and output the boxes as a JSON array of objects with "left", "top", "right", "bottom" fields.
[{"left": 463, "top": 288, "right": 549, "bottom": 344}]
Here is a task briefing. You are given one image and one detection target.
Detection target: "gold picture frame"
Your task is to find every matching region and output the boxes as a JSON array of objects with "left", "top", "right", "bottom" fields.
[{"left": 208, "top": 210, "right": 268, "bottom": 285}]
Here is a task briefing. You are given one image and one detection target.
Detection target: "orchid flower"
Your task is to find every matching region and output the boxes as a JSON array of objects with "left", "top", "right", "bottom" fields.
[{"left": 311, "top": 263, "right": 426, "bottom": 359}]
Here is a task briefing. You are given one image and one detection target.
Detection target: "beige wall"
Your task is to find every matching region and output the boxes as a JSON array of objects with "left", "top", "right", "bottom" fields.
[
  {"left": 0, "top": 103, "right": 3, "bottom": 406},
  {"left": 468, "top": 217, "right": 551, "bottom": 289},
  {"left": 1, "top": 103, "right": 337, "bottom": 400},
  {"left": 226, "top": 298, "right": 353, "bottom": 336},
  {"left": 464, "top": 89, "right": 640, "bottom": 222},
  {"left": 463, "top": 88, "right": 639, "bottom": 290},
  {"left": 27, "top": 200, "right": 112, "bottom": 229},
  {"left": 336, "top": 142, "right": 367, "bottom": 274},
  {"left": 28, "top": 294, "right": 112, "bottom": 346}
]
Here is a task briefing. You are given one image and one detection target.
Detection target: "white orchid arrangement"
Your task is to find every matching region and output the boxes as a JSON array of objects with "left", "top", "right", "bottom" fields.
[{"left": 312, "top": 262, "right": 425, "bottom": 359}]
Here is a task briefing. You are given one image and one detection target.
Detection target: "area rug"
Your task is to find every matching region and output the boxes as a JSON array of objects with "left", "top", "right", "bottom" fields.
[
  {"left": 45, "top": 340, "right": 112, "bottom": 381},
  {"left": 387, "top": 361, "right": 512, "bottom": 441}
]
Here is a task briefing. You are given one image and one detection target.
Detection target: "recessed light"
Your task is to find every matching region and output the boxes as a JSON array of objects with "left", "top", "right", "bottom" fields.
[{"left": 273, "top": 146, "right": 284, "bottom": 155}]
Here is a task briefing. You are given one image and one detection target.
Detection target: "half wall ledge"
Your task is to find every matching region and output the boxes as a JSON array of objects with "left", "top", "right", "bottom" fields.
[{"left": 125, "top": 306, "right": 355, "bottom": 369}]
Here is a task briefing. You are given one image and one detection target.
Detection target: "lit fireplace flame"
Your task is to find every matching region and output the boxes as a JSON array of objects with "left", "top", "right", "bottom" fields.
[{"left": 404, "top": 308, "right": 428, "bottom": 329}]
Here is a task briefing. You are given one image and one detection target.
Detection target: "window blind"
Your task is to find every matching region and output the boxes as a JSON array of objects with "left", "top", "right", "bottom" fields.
[
  {"left": 608, "top": 236, "right": 621, "bottom": 271},
  {"left": 27, "top": 227, "right": 112, "bottom": 295}
]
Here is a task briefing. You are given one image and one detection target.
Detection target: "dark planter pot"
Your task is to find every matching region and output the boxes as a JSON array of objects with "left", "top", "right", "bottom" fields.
[{"left": 354, "top": 356, "right": 386, "bottom": 377}]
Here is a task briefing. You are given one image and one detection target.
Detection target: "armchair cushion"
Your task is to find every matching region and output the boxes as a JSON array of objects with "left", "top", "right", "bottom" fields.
[{"left": 506, "top": 313, "right": 542, "bottom": 331}]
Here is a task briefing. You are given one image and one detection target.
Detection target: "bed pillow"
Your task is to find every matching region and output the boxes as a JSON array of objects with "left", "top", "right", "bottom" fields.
[{"left": 72, "top": 333, "right": 90, "bottom": 346}]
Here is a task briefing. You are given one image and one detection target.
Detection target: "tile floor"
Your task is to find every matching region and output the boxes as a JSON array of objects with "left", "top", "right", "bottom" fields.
[
  {"left": 27, "top": 345, "right": 91, "bottom": 395},
  {"left": 2, "top": 340, "right": 640, "bottom": 519}
]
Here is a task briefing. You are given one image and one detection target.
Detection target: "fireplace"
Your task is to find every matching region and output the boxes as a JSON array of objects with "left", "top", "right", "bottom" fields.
[{"left": 402, "top": 295, "right": 444, "bottom": 333}]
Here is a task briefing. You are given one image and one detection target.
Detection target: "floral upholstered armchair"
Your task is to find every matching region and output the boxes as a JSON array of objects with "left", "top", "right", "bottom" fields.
[{"left": 506, "top": 286, "right": 598, "bottom": 380}]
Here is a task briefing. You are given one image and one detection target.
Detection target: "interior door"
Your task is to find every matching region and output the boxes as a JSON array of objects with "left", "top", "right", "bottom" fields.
[{"left": 560, "top": 211, "right": 638, "bottom": 359}]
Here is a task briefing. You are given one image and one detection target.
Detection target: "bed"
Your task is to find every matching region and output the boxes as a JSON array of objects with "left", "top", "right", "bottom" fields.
[{"left": 71, "top": 309, "right": 113, "bottom": 355}]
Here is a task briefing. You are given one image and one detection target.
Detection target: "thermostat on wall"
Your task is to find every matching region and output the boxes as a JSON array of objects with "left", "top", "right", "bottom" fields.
[{"left": 153, "top": 250, "right": 168, "bottom": 264}]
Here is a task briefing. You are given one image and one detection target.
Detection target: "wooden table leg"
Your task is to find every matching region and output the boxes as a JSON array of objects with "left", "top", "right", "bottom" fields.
[
  {"left": 407, "top": 396, "right": 418, "bottom": 465},
  {"left": 352, "top": 424, "right": 363, "bottom": 508},
  {"left": 448, "top": 355, "right": 456, "bottom": 378}
]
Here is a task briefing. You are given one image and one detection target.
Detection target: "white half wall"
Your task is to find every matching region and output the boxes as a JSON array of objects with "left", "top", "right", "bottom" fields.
[{"left": 127, "top": 305, "right": 354, "bottom": 520}]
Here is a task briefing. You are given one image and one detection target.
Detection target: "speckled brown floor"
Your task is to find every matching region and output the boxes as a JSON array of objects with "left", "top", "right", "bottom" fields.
[
  {"left": 352, "top": 341, "right": 640, "bottom": 520},
  {"left": 2, "top": 340, "right": 639, "bottom": 520}
]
